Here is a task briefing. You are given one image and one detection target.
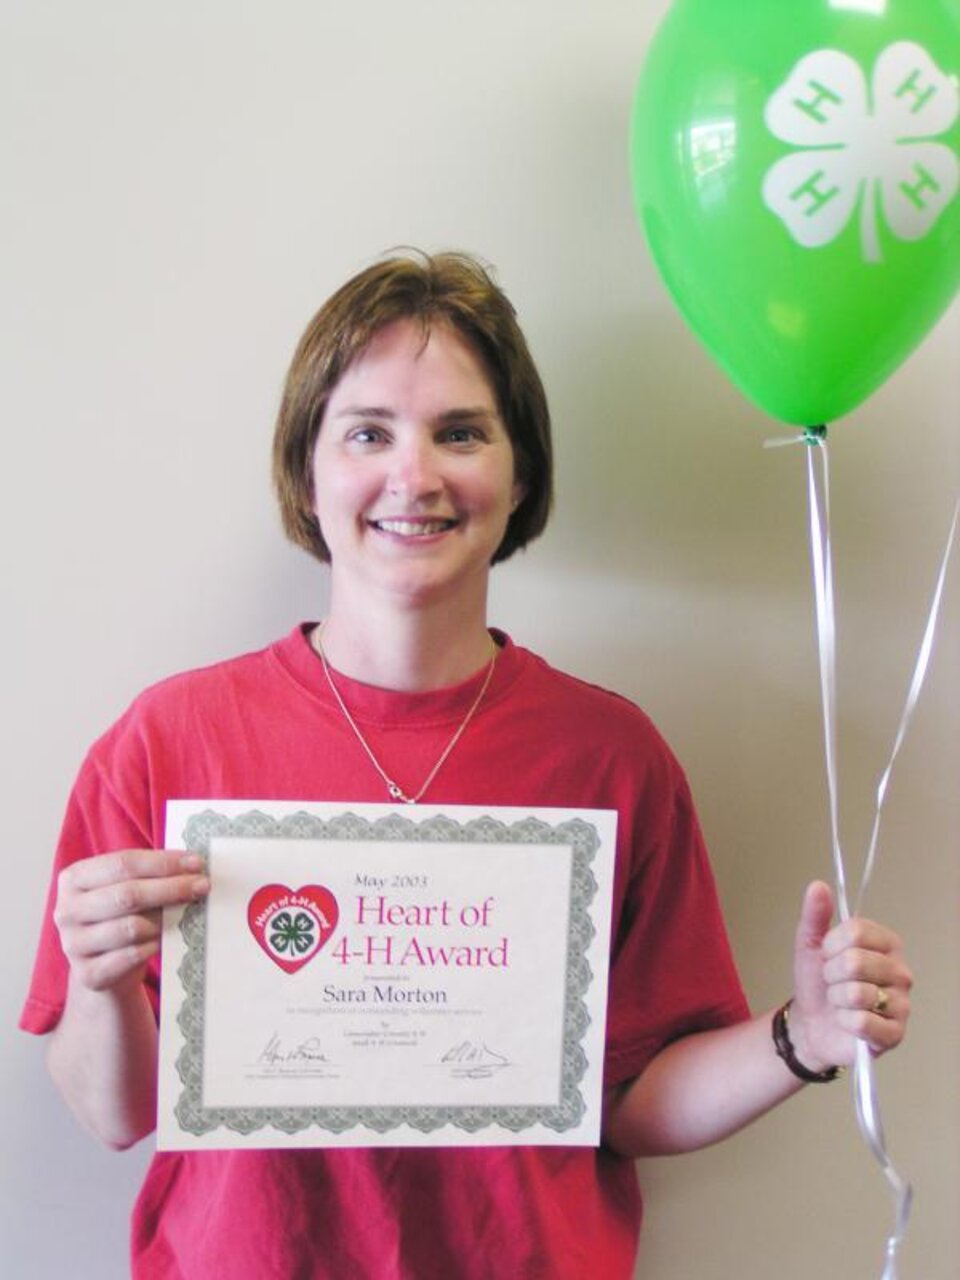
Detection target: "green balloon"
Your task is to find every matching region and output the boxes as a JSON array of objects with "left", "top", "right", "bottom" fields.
[{"left": 630, "top": 0, "right": 960, "bottom": 425}]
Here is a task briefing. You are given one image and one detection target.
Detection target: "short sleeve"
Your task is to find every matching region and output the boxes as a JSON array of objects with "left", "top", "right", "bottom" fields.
[
  {"left": 603, "top": 776, "right": 750, "bottom": 1088},
  {"left": 19, "top": 734, "right": 158, "bottom": 1035}
]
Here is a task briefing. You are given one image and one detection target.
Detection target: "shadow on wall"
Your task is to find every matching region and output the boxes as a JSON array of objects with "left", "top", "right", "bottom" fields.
[
  {"left": 539, "top": 296, "right": 959, "bottom": 592},
  {"left": 541, "top": 303, "right": 807, "bottom": 587}
]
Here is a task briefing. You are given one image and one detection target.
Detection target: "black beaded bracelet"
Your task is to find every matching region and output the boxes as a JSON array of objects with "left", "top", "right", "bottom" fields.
[{"left": 772, "top": 999, "right": 843, "bottom": 1084}]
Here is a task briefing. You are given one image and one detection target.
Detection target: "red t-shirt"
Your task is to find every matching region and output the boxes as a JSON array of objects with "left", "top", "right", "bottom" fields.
[{"left": 22, "top": 626, "right": 749, "bottom": 1279}]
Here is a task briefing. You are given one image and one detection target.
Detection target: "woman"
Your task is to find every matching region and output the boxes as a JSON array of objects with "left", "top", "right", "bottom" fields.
[{"left": 22, "top": 252, "right": 911, "bottom": 1278}]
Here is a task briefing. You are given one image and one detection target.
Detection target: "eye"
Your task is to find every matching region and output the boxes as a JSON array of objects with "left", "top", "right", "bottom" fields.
[
  {"left": 346, "top": 423, "right": 389, "bottom": 447},
  {"left": 438, "top": 423, "right": 485, "bottom": 447}
]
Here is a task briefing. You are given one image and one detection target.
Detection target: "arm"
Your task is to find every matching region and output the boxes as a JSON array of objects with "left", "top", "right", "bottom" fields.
[
  {"left": 603, "top": 880, "right": 911, "bottom": 1157},
  {"left": 46, "top": 849, "right": 210, "bottom": 1150}
]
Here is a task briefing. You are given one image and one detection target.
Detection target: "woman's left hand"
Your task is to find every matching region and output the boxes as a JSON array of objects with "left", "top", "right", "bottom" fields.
[{"left": 786, "top": 880, "right": 912, "bottom": 1075}]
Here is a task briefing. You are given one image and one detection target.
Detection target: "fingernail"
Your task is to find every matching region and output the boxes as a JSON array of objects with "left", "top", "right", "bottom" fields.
[
  {"left": 191, "top": 876, "right": 211, "bottom": 899},
  {"left": 179, "top": 853, "right": 204, "bottom": 871}
]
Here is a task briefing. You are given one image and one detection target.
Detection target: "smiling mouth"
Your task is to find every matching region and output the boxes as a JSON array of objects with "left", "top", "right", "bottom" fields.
[{"left": 371, "top": 518, "right": 458, "bottom": 537}]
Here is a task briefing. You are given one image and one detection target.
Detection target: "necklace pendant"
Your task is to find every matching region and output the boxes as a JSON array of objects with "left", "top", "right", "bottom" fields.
[{"left": 314, "top": 624, "right": 496, "bottom": 813}]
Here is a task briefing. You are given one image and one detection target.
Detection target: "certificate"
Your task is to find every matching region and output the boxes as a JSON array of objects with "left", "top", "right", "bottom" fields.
[{"left": 158, "top": 801, "right": 616, "bottom": 1149}]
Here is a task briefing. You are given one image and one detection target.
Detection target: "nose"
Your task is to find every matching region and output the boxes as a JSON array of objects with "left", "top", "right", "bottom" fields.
[{"left": 386, "top": 436, "right": 443, "bottom": 503}]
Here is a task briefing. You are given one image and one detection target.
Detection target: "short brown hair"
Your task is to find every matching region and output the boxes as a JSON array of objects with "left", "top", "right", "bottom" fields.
[{"left": 272, "top": 250, "right": 553, "bottom": 564}]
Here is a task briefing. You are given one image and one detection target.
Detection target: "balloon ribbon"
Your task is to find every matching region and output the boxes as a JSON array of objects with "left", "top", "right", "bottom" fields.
[{"left": 802, "top": 429, "right": 958, "bottom": 1280}]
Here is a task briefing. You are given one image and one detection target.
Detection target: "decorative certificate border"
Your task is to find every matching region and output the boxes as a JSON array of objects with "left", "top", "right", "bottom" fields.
[{"left": 171, "top": 808, "right": 602, "bottom": 1141}]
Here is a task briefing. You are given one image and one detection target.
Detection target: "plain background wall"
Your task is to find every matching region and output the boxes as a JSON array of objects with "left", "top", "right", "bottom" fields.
[{"left": 2, "top": 3, "right": 957, "bottom": 1276}]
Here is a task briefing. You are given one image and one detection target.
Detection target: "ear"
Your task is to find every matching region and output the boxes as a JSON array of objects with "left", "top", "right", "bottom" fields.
[{"left": 510, "top": 480, "right": 526, "bottom": 513}]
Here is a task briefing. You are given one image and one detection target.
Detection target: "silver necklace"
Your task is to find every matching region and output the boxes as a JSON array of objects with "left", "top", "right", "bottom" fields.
[{"left": 312, "top": 625, "right": 498, "bottom": 805}]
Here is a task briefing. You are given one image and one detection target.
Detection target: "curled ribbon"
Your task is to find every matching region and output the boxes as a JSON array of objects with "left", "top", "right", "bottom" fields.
[{"left": 792, "top": 428, "right": 958, "bottom": 1280}]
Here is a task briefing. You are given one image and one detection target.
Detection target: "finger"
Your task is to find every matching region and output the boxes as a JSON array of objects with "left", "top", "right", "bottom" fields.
[
  {"left": 57, "top": 870, "right": 210, "bottom": 927},
  {"left": 830, "top": 1005, "right": 908, "bottom": 1053},
  {"left": 59, "top": 910, "right": 162, "bottom": 962},
  {"left": 821, "top": 916, "right": 904, "bottom": 961},
  {"left": 70, "top": 939, "right": 161, "bottom": 992},
  {"left": 825, "top": 979, "right": 906, "bottom": 1020},
  {"left": 792, "top": 881, "right": 838, "bottom": 1011},
  {"left": 822, "top": 946, "right": 912, "bottom": 992},
  {"left": 795, "top": 880, "right": 834, "bottom": 952},
  {"left": 59, "top": 849, "right": 203, "bottom": 893}
]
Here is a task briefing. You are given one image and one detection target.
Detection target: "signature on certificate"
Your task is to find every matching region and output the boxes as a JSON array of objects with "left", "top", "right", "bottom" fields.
[
  {"left": 256, "top": 1032, "right": 331, "bottom": 1069},
  {"left": 440, "top": 1041, "right": 511, "bottom": 1079}
]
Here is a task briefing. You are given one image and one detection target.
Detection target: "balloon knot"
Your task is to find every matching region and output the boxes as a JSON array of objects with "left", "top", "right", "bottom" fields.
[{"left": 763, "top": 425, "right": 829, "bottom": 450}]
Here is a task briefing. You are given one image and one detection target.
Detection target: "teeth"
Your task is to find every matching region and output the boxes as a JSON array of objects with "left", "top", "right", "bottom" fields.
[{"left": 375, "top": 519, "right": 453, "bottom": 536}]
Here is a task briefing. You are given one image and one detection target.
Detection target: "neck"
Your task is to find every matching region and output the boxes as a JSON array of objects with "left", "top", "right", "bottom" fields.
[{"left": 317, "top": 592, "right": 495, "bottom": 692}]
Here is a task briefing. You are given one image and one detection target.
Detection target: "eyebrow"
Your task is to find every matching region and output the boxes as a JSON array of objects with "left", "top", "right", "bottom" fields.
[{"left": 332, "top": 405, "right": 499, "bottom": 423}]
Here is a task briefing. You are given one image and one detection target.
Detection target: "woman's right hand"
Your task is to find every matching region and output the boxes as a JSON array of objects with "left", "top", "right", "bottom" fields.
[{"left": 53, "top": 849, "right": 210, "bottom": 993}]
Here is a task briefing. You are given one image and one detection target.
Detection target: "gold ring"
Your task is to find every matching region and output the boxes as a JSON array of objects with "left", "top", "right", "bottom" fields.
[{"left": 872, "top": 986, "right": 890, "bottom": 1017}]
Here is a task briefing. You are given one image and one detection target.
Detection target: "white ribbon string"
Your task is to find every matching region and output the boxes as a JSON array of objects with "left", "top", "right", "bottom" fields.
[
  {"left": 801, "top": 432, "right": 959, "bottom": 1280},
  {"left": 806, "top": 440, "right": 849, "bottom": 918},
  {"left": 857, "top": 495, "right": 960, "bottom": 916}
]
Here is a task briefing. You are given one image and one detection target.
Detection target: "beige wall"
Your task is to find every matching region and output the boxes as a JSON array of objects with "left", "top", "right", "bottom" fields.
[{"left": 2, "top": 4, "right": 956, "bottom": 1276}]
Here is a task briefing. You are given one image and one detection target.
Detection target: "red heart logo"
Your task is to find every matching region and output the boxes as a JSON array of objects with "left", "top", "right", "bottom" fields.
[{"left": 247, "top": 883, "right": 339, "bottom": 974}]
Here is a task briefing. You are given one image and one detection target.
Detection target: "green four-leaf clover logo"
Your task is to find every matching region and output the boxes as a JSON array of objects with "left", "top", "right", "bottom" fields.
[
  {"left": 268, "top": 910, "right": 317, "bottom": 956},
  {"left": 763, "top": 41, "right": 959, "bottom": 262}
]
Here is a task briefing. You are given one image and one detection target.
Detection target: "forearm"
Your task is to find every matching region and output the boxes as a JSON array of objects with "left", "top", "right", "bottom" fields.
[
  {"left": 44, "top": 847, "right": 210, "bottom": 1149},
  {"left": 46, "top": 972, "right": 159, "bottom": 1151},
  {"left": 603, "top": 1008, "right": 808, "bottom": 1157}
]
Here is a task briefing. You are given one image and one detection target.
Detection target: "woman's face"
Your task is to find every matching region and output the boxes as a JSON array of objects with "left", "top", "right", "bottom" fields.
[{"left": 311, "top": 318, "right": 523, "bottom": 610}]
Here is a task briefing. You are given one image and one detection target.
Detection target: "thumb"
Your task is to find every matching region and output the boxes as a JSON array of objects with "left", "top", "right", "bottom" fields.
[
  {"left": 795, "top": 879, "right": 835, "bottom": 954},
  {"left": 793, "top": 880, "right": 835, "bottom": 1009}
]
